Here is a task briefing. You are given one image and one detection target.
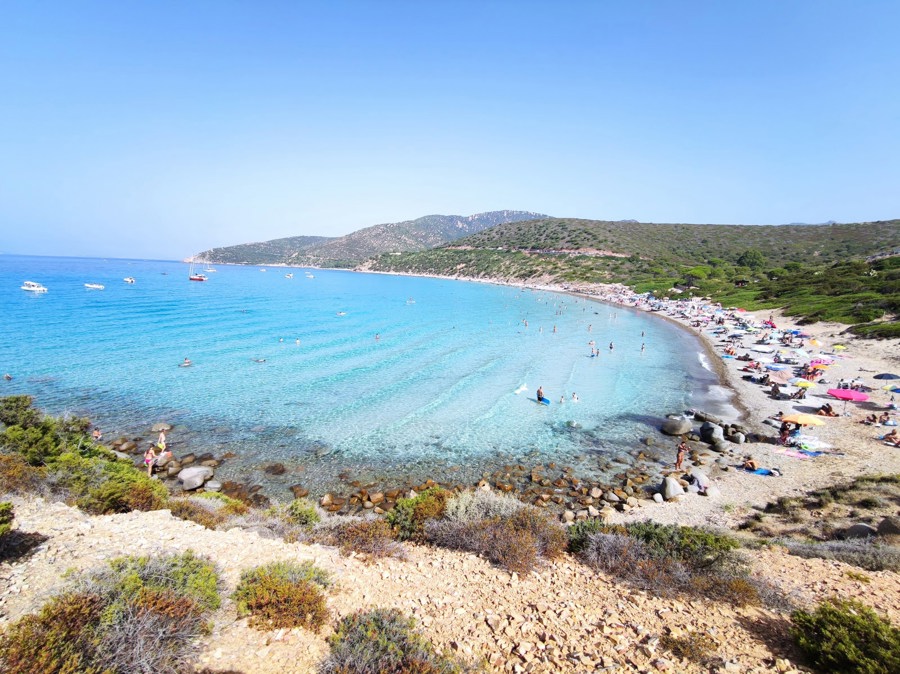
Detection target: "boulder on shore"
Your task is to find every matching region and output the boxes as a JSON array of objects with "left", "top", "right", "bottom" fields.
[
  {"left": 700, "top": 421, "right": 725, "bottom": 444},
  {"left": 662, "top": 476, "right": 685, "bottom": 501},
  {"left": 661, "top": 418, "right": 692, "bottom": 436},
  {"left": 178, "top": 466, "right": 214, "bottom": 491}
]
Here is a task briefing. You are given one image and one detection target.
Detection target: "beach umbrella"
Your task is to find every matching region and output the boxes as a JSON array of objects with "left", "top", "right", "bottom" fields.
[
  {"left": 765, "top": 364, "right": 788, "bottom": 371},
  {"left": 874, "top": 373, "right": 900, "bottom": 380},
  {"left": 833, "top": 344, "right": 847, "bottom": 351},
  {"left": 812, "top": 363, "right": 830, "bottom": 370},
  {"left": 828, "top": 389, "right": 869, "bottom": 402},
  {"left": 770, "top": 370, "right": 795, "bottom": 384},
  {"left": 795, "top": 380, "right": 815, "bottom": 388},
  {"left": 810, "top": 339, "right": 821, "bottom": 346},
  {"left": 782, "top": 413, "right": 826, "bottom": 426}
]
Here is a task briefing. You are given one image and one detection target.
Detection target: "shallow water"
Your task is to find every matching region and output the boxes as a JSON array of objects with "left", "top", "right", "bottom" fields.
[{"left": 0, "top": 255, "right": 733, "bottom": 496}]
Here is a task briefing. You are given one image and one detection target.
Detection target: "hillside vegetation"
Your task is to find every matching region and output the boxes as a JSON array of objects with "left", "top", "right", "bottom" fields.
[
  {"left": 199, "top": 210, "right": 546, "bottom": 268},
  {"left": 363, "top": 218, "right": 900, "bottom": 335},
  {"left": 200, "top": 235, "right": 334, "bottom": 266}
]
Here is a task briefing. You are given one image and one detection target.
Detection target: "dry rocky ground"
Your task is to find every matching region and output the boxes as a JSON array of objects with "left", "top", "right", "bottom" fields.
[{"left": 2, "top": 495, "right": 899, "bottom": 674}]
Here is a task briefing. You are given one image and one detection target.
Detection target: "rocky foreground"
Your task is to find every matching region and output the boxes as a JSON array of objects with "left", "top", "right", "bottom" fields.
[{"left": 2, "top": 496, "right": 899, "bottom": 674}]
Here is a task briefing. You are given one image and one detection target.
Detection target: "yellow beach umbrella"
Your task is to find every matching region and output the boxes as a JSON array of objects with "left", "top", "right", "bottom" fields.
[
  {"left": 833, "top": 344, "right": 847, "bottom": 351},
  {"left": 795, "top": 380, "right": 815, "bottom": 388},
  {"left": 782, "top": 413, "right": 826, "bottom": 426}
]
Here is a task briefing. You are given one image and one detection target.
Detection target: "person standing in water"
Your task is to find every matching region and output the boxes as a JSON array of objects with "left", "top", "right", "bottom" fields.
[{"left": 536, "top": 386, "right": 545, "bottom": 402}]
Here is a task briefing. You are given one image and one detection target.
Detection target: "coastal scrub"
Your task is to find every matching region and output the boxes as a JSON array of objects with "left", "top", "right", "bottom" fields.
[{"left": 232, "top": 560, "right": 331, "bottom": 631}]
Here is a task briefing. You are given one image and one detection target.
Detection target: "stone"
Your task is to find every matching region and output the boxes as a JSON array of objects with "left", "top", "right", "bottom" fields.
[
  {"left": 112, "top": 450, "right": 131, "bottom": 461},
  {"left": 693, "top": 410, "right": 723, "bottom": 425},
  {"left": 603, "top": 491, "right": 621, "bottom": 503},
  {"left": 661, "top": 418, "right": 692, "bottom": 436},
  {"left": 703, "top": 485, "right": 721, "bottom": 498},
  {"left": 590, "top": 487, "right": 602, "bottom": 499},
  {"left": 151, "top": 422, "right": 172, "bottom": 432},
  {"left": 204, "top": 480, "right": 222, "bottom": 492},
  {"left": 562, "top": 510, "right": 575, "bottom": 523},
  {"left": 699, "top": 422, "right": 725, "bottom": 444},
  {"left": 662, "top": 476, "right": 684, "bottom": 501},
  {"left": 289, "top": 485, "right": 309, "bottom": 498},
  {"left": 263, "top": 463, "right": 286, "bottom": 476},
  {"left": 842, "top": 523, "right": 878, "bottom": 539},
  {"left": 732, "top": 432, "right": 746, "bottom": 444},
  {"left": 119, "top": 440, "right": 137, "bottom": 452},
  {"left": 178, "top": 465, "right": 214, "bottom": 491},
  {"left": 653, "top": 492, "right": 664, "bottom": 503},
  {"left": 688, "top": 468, "right": 710, "bottom": 491},
  {"left": 877, "top": 516, "right": 900, "bottom": 536}
]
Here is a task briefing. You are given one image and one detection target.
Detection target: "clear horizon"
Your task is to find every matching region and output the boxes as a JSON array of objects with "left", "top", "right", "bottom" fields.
[{"left": 2, "top": 1, "right": 898, "bottom": 259}]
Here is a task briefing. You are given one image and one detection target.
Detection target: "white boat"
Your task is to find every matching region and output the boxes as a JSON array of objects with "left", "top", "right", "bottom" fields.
[
  {"left": 188, "top": 258, "right": 207, "bottom": 282},
  {"left": 123, "top": 277, "right": 136, "bottom": 283},
  {"left": 305, "top": 272, "right": 315, "bottom": 279},
  {"left": 21, "top": 280, "right": 48, "bottom": 293},
  {"left": 285, "top": 273, "right": 293, "bottom": 278},
  {"left": 204, "top": 267, "right": 217, "bottom": 273},
  {"left": 406, "top": 297, "right": 416, "bottom": 304},
  {"left": 84, "top": 283, "right": 105, "bottom": 290}
]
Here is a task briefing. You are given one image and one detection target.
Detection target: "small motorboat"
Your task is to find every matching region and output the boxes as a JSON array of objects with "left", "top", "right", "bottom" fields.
[
  {"left": 124, "top": 277, "right": 136, "bottom": 284},
  {"left": 21, "top": 280, "right": 48, "bottom": 293},
  {"left": 84, "top": 283, "right": 105, "bottom": 290},
  {"left": 305, "top": 273, "right": 315, "bottom": 279},
  {"left": 189, "top": 274, "right": 208, "bottom": 282},
  {"left": 285, "top": 273, "right": 294, "bottom": 279}
]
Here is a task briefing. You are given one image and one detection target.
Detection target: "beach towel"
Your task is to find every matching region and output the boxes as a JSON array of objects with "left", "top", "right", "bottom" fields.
[
  {"left": 747, "top": 467, "right": 780, "bottom": 476},
  {"left": 776, "top": 447, "right": 814, "bottom": 459}
]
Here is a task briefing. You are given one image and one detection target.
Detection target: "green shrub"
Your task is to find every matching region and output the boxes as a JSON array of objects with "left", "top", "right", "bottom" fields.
[
  {"left": 233, "top": 560, "right": 330, "bottom": 631},
  {"left": 567, "top": 518, "right": 609, "bottom": 553},
  {"left": 46, "top": 452, "right": 168, "bottom": 515},
  {"left": 0, "top": 395, "right": 42, "bottom": 429},
  {"left": 0, "top": 502, "right": 13, "bottom": 546},
  {"left": 791, "top": 599, "right": 900, "bottom": 674},
  {"left": 387, "top": 487, "right": 450, "bottom": 542},
  {"left": 322, "top": 608, "right": 466, "bottom": 674},
  {"left": 286, "top": 497, "right": 320, "bottom": 527}
]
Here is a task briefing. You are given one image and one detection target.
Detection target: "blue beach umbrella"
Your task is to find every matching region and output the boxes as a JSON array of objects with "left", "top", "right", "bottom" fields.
[
  {"left": 765, "top": 364, "right": 788, "bottom": 371},
  {"left": 874, "top": 373, "right": 900, "bottom": 380}
]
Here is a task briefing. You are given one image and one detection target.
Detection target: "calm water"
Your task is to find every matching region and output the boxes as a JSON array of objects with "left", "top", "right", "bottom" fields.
[{"left": 0, "top": 255, "right": 733, "bottom": 496}]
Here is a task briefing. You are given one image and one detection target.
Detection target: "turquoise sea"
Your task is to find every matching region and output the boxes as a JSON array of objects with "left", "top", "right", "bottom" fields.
[{"left": 0, "top": 255, "right": 734, "bottom": 496}]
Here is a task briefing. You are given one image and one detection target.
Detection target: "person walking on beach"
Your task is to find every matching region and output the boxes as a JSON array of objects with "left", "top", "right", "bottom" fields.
[{"left": 675, "top": 439, "right": 688, "bottom": 470}]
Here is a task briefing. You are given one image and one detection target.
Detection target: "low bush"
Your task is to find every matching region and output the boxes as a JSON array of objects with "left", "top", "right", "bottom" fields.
[
  {"left": 791, "top": 598, "right": 900, "bottom": 674},
  {"left": 0, "top": 452, "right": 43, "bottom": 494},
  {"left": 387, "top": 487, "right": 450, "bottom": 542},
  {"left": 782, "top": 539, "right": 900, "bottom": 573},
  {"left": 334, "top": 518, "right": 404, "bottom": 560},
  {"left": 196, "top": 491, "right": 250, "bottom": 516},
  {"left": 426, "top": 504, "right": 566, "bottom": 574},
  {"left": 170, "top": 498, "right": 223, "bottom": 529},
  {"left": 286, "top": 497, "right": 320, "bottom": 527},
  {"left": 232, "top": 561, "right": 330, "bottom": 631},
  {"left": 321, "top": 608, "right": 467, "bottom": 674},
  {"left": 660, "top": 630, "right": 717, "bottom": 663},
  {"left": 0, "top": 550, "right": 220, "bottom": 674},
  {"left": 578, "top": 522, "right": 755, "bottom": 604},
  {"left": 0, "top": 502, "right": 13, "bottom": 546},
  {"left": 567, "top": 518, "right": 610, "bottom": 553},
  {"left": 442, "top": 489, "right": 523, "bottom": 523},
  {"left": 0, "top": 591, "right": 106, "bottom": 674}
]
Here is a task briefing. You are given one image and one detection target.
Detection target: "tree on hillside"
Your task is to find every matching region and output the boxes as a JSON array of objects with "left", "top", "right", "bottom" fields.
[{"left": 737, "top": 249, "right": 766, "bottom": 269}]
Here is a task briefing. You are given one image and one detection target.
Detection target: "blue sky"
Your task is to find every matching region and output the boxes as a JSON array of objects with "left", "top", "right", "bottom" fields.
[{"left": 2, "top": 1, "right": 898, "bottom": 259}]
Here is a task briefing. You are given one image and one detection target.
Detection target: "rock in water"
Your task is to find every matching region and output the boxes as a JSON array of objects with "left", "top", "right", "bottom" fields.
[
  {"left": 151, "top": 422, "right": 172, "bottom": 432},
  {"left": 661, "top": 418, "right": 692, "bottom": 436}
]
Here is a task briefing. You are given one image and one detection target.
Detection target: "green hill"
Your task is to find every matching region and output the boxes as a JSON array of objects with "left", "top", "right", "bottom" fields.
[
  {"left": 199, "top": 210, "right": 547, "bottom": 268},
  {"left": 199, "top": 235, "right": 334, "bottom": 266}
]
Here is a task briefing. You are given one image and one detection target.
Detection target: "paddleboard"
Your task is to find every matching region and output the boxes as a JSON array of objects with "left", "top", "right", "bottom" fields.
[{"left": 533, "top": 397, "right": 550, "bottom": 406}]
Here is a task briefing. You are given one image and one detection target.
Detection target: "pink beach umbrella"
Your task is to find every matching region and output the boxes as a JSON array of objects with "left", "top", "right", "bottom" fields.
[
  {"left": 827, "top": 388, "right": 870, "bottom": 414},
  {"left": 827, "top": 389, "right": 869, "bottom": 402}
]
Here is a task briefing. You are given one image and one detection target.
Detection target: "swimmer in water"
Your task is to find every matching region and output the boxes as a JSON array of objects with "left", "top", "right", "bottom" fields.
[
  {"left": 375, "top": 333, "right": 380, "bottom": 341},
  {"left": 572, "top": 392, "right": 579, "bottom": 402},
  {"left": 180, "top": 358, "right": 192, "bottom": 367}
]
